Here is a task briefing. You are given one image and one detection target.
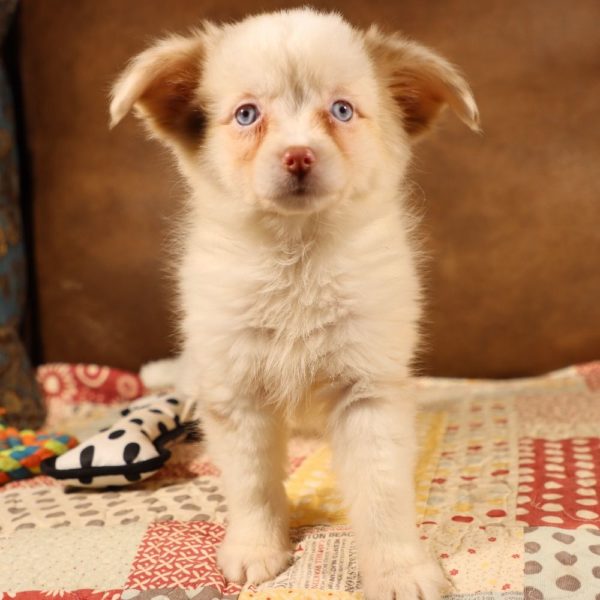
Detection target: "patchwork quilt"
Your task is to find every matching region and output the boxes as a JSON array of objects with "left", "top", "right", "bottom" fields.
[{"left": 2, "top": 361, "right": 600, "bottom": 599}]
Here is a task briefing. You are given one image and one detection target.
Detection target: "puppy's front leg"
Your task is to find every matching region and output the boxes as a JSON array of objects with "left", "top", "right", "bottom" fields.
[
  {"left": 203, "top": 398, "right": 290, "bottom": 585},
  {"left": 329, "top": 384, "right": 446, "bottom": 600}
]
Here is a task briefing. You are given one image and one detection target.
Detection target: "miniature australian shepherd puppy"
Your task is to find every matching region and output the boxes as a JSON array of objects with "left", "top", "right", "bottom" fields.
[{"left": 110, "top": 8, "right": 478, "bottom": 599}]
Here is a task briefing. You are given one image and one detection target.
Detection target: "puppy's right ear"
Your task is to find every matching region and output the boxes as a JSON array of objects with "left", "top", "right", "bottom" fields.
[{"left": 110, "top": 29, "right": 212, "bottom": 149}]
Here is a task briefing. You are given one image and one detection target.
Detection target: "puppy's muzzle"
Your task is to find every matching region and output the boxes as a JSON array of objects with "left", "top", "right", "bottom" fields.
[{"left": 282, "top": 146, "right": 315, "bottom": 181}]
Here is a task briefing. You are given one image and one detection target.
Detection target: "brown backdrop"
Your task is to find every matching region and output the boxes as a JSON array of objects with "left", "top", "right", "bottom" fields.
[{"left": 19, "top": 0, "right": 600, "bottom": 378}]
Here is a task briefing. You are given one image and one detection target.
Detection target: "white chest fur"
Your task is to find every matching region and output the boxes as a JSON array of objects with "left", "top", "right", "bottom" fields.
[{"left": 178, "top": 197, "right": 421, "bottom": 409}]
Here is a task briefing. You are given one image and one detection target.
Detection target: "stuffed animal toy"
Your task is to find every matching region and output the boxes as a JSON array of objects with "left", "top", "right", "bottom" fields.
[{"left": 41, "top": 393, "right": 199, "bottom": 487}]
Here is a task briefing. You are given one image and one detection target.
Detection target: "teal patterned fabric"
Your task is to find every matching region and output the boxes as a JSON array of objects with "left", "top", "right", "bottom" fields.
[
  {"left": 0, "top": 0, "right": 44, "bottom": 429},
  {"left": 0, "top": 0, "right": 22, "bottom": 326}
]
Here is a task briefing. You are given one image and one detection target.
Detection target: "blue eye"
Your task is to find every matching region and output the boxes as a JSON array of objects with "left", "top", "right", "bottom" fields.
[
  {"left": 235, "top": 104, "right": 259, "bottom": 126},
  {"left": 330, "top": 100, "right": 354, "bottom": 122}
]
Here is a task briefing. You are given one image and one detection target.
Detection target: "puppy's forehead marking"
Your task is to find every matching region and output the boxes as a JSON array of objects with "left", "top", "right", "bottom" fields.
[{"left": 285, "top": 61, "right": 310, "bottom": 109}]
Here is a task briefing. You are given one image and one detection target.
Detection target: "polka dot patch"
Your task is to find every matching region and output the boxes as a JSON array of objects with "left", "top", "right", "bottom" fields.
[
  {"left": 524, "top": 527, "right": 600, "bottom": 598},
  {"left": 517, "top": 438, "right": 600, "bottom": 528}
]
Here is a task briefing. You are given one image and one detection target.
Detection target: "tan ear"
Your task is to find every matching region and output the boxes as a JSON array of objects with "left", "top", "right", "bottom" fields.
[
  {"left": 110, "top": 30, "right": 211, "bottom": 148},
  {"left": 364, "top": 26, "right": 480, "bottom": 138}
]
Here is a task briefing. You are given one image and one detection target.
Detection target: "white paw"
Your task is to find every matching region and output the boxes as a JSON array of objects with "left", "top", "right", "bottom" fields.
[
  {"left": 217, "top": 537, "right": 291, "bottom": 585},
  {"left": 360, "top": 546, "right": 447, "bottom": 600},
  {"left": 139, "top": 357, "right": 180, "bottom": 389}
]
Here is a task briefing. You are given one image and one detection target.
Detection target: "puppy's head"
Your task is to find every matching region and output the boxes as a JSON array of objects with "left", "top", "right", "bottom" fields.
[{"left": 110, "top": 9, "right": 478, "bottom": 215}]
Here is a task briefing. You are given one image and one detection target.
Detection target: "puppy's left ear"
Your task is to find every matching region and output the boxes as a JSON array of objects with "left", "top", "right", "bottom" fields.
[
  {"left": 110, "top": 27, "right": 216, "bottom": 150},
  {"left": 364, "top": 27, "right": 480, "bottom": 138}
]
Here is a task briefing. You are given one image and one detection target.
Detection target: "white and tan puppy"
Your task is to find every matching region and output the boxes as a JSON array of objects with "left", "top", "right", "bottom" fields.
[{"left": 111, "top": 9, "right": 478, "bottom": 599}]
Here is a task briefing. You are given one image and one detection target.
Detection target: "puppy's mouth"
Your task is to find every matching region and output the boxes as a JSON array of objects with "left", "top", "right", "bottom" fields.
[
  {"left": 255, "top": 171, "right": 343, "bottom": 215},
  {"left": 267, "top": 178, "right": 327, "bottom": 213},
  {"left": 287, "top": 179, "right": 312, "bottom": 197}
]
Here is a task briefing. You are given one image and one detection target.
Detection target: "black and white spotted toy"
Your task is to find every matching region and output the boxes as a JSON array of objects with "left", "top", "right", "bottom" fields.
[{"left": 41, "top": 393, "right": 199, "bottom": 487}]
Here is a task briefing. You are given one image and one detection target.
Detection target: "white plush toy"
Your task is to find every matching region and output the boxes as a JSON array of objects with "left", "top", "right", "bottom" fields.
[{"left": 41, "top": 393, "right": 198, "bottom": 487}]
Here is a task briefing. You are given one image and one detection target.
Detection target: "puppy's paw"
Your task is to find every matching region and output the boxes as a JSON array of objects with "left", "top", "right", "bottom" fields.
[
  {"left": 139, "top": 358, "right": 180, "bottom": 389},
  {"left": 361, "top": 546, "right": 447, "bottom": 600},
  {"left": 217, "top": 538, "right": 290, "bottom": 585}
]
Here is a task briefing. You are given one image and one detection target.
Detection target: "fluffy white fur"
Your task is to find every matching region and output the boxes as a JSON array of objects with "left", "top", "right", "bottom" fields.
[{"left": 111, "top": 9, "right": 478, "bottom": 599}]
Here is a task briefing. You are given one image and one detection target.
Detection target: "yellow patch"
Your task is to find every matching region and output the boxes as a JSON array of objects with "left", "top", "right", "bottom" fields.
[
  {"left": 285, "top": 410, "right": 447, "bottom": 527},
  {"left": 286, "top": 444, "right": 346, "bottom": 528},
  {"left": 415, "top": 410, "right": 447, "bottom": 521}
]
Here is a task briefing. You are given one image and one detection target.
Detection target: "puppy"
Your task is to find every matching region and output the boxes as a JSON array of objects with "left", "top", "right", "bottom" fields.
[{"left": 111, "top": 9, "right": 478, "bottom": 599}]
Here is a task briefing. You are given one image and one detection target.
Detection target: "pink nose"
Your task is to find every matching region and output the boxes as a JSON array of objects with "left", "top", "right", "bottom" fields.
[{"left": 282, "top": 146, "right": 315, "bottom": 176}]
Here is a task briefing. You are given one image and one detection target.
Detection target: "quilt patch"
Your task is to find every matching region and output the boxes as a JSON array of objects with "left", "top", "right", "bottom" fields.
[
  {"left": 524, "top": 526, "right": 600, "bottom": 599},
  {"left": 517, "top": 438, "right": 600, "bottom": 528},
  {"left": 0, "top": 522, "right": 147, "bottom": 590},
  {"left": 125, "top": 520, "right": 240, "bottom": 595}
]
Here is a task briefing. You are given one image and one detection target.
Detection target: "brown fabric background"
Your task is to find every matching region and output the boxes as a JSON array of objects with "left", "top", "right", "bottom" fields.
[{"left": 18, "top": 0, "right": 600, "bottom": 378}]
